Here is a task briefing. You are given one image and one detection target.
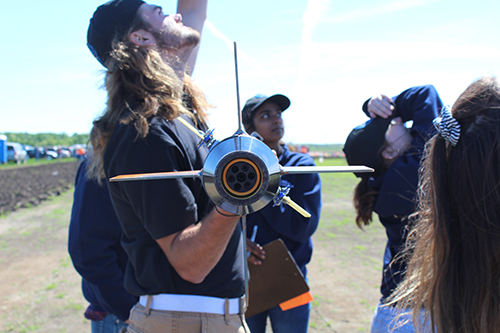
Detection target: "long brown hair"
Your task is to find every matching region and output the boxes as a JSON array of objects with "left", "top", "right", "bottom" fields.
[
  {"left": 388, "top": 76, "right": 500, "bottom": 333},
  {"left": 353, "top": 143, "right": 391, "bottom": 229},
  {"left": 87, "top": 14, "right": 211, "bottom": 180}
]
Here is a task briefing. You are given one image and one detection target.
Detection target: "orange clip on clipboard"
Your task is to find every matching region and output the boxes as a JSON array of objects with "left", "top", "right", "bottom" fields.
[
  {"left": 245, "top": 239, "right": 313, "bottom": 318},
  {"left": 279, "top": 291, "right": 314, "bottom": 311}
]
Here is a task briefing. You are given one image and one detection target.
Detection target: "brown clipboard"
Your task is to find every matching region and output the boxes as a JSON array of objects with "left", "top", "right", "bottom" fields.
[{"left": 245, "top": 238, "right": 310, "bottom": 318}]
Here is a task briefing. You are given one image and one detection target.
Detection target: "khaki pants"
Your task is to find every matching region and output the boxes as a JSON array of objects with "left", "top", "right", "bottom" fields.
[{"left": 126, "top": 303, "right": 249, "bottom": 333}]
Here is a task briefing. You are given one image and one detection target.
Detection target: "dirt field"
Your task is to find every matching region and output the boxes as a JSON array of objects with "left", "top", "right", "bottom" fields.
[
  {"left": 0, "top": 160, "right": 387, "bottom": 332},
  {"left": 0, "top": 160, "right": 80, "bottom": 215}
]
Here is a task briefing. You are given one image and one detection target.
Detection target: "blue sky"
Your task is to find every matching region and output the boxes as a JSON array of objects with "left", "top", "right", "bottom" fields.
[{"left": 1, "top": 0, "right": 499, "bottom": 144}]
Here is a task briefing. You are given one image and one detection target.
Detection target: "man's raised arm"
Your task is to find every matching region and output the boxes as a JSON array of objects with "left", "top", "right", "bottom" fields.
[{"left": 177, "top": 0, "right": 208, "bottom": 75}]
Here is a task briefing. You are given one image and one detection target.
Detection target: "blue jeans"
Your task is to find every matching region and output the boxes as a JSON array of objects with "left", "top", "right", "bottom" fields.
[
  {"left": 245, "top": 302, "right": 310, "bottom": 333},
  {"left": 371, "top": 303, "right": 430, "bottom": 333},
  {"left": 91, "top": 313, "right": 128, "bottom": 333}
]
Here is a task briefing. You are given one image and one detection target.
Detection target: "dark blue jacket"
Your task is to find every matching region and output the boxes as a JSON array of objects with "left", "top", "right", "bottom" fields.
[
  {"left": 246, "top": 144, "right": 322, "bottom": 277},
  {"left": 68, "top": 159, "right": 137, "bottom": 321},
  {"left": 363, "top": 85, "right": 442, "bottom": 301}
]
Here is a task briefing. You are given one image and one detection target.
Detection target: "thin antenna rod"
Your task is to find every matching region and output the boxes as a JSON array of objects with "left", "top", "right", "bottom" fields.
[{"left": 233, "top": 42, "right": 245, "bottom": 135}]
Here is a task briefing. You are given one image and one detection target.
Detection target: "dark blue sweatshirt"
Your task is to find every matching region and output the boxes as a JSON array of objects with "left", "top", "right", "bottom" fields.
[
  {"left": 245, "top": 144, "right": 322, "bottom": 277},
  {"left": 363, "top": 85, "right": 442, "bottom": 301},
  {"left": 68, "top": 158, "right": 137, "bottom": 321}
]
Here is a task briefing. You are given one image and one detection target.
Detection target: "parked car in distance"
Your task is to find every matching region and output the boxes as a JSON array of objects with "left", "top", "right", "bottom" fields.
[
  {"left": 24, "top": 145, "right": 37, "bottom": 158},
  {"left": 44, "top": 147, "right": 59, "bottom": 160},
  {"left": 7, "top": 142, "right": 28, "bottom": 164},
  {"left": 57, "top": 147, "right": 72, "bottom": 158}
]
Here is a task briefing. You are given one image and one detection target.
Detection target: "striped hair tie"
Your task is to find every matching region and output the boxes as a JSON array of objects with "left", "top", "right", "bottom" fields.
[{"left": 433, "top": 105, "right": 461, "bottom": 146}]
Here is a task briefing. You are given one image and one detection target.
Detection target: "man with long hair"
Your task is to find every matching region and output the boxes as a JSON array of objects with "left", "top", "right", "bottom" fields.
[{"left": 86, "top": 1, "right": 248, "bottom": 332}]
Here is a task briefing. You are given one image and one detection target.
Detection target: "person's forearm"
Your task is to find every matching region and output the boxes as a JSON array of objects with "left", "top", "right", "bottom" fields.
[
  {"left": 177, "top": 0, "right": 208, "bottom": 75},
  {"left": 157, "top": 208, "right": 240, "bottom": 284},
  {"left": 177, "top": 0, "right": 208, "bottom": 22}
]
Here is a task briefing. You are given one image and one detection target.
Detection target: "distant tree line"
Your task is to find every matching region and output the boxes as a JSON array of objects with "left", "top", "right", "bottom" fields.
[
  {"left": 301, "top": 144, "right": 344, "bottom": 153},
  {"left": 1, "top": 132, "right": 89, "bottom": 147}
]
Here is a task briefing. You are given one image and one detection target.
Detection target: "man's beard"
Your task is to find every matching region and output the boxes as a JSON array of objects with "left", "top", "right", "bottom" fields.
[{"left": 151, "top": 26, "right": 200, "bottom": 51}]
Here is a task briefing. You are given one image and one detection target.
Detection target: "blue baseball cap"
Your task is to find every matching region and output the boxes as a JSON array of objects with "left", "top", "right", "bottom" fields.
[{"left": 343, "top": 116, "right": 393, "bottom": 178}]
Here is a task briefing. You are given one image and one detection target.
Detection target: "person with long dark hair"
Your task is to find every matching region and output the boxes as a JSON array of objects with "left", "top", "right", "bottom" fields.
[
  {"left": 343, "top": 85, "right": 442, "bottom": 332},
  {"left": 388, "top": 76, "right": 500, "bottom": 333}
]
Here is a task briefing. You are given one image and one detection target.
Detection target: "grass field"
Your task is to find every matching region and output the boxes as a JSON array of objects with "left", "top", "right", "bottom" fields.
[
  {"left": 0, "top": 157, "right": 386, "bottom": 332},
  {"left": 307, "top": 158, "right": 386, "bottom": 332}
]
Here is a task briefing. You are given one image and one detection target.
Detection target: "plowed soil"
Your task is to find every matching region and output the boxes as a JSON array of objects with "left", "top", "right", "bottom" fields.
[{"left": 0, "top": 161, "right": 80, "bottom": 215}]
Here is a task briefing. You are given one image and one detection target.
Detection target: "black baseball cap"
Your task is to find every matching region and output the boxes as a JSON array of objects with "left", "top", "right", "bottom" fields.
[
  {"left": 343, "top": 116, "right": 393, "bottom": 178},
  {"left": 242, "top": 94, "right": 291, "bottom": 126},
  {"left": 87, "top": 0, "right": 146, "bottom": 67}
]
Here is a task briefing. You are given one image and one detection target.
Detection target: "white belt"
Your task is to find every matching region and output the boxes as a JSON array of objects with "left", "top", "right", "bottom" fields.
[{"left": 139, "top": 294, "right": 243, "bottom": 315}]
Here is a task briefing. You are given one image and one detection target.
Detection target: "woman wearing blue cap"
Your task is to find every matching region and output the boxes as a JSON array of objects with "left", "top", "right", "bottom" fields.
[{"left": 242, "top": 94, "right": 322, "bottom": 333}]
